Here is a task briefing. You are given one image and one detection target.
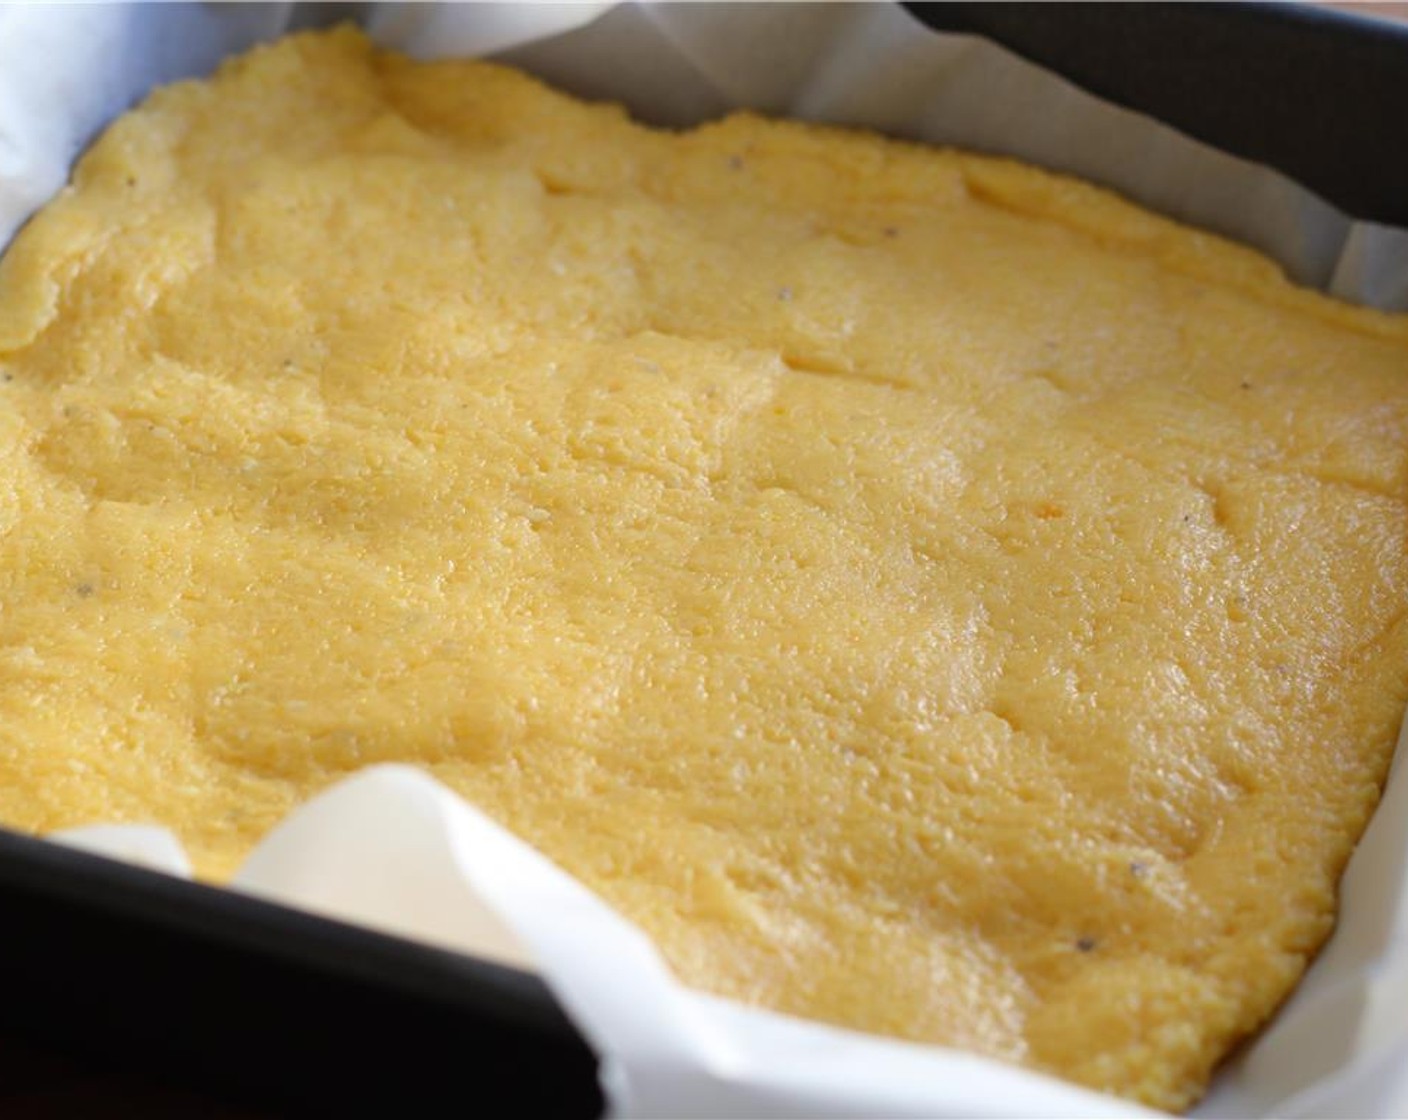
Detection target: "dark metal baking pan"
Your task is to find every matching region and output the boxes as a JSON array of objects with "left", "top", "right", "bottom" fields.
[
  {"left": 0, "top": 2, "right": 1403, "bottom": 1114},
  {"left": 0, "top": 829, "right": 602, "bottom": 1114},
  {"left": 906, "top": 1, "right": 1408, "bottom": 227}
]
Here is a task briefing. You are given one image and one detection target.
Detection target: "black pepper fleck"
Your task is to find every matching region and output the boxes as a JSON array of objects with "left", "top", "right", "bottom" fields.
[
  {"left": 1240, "top": 381, "right": 1252, "bottom": 390},
  {"left": 727, "top": 155, "right": 744, "bottom": 171},
  {"left": 1075, "top": 935, "right": 1098, "bottom": 953},
  {"left": 1129, "top": 861, "right": 1148, "bottom": 878},
  {"left": 75, "top": 583, "right": 94, "bottom": 598},
  {"left": 883, "top": 226, "right": 899, "bottom": 238}
]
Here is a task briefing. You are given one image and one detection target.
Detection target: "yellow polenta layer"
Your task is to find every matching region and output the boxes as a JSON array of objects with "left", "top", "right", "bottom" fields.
[{"left": 0, "top": 28, "right": 1406, "bottom": 1111}]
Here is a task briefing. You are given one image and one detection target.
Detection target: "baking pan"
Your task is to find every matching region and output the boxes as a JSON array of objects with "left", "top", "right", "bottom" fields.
[
  {"left": 0, "top": 2, "right": 1403, "bottom": 1114},
  {"left": 0, "top": 829, "right": 602, "bottom": 1113},
  {"left": 906, "top": 1, "right": 1408, "bottom": 226}
]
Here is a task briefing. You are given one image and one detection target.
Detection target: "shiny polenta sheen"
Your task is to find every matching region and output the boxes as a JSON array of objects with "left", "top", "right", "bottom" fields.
[{"left": 1, "top": 28, "right": 1406, "bottom": 1112}]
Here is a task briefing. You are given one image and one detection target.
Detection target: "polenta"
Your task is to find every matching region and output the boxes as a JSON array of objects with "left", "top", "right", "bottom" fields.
[{"left": 0, "top": 28, "right": 1406, "bottom": 1111}]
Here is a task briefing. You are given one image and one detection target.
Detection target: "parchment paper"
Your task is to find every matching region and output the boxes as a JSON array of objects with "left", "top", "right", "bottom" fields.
[{"left": 5, "top": 3, "right": 1407, "bottom": 1116}]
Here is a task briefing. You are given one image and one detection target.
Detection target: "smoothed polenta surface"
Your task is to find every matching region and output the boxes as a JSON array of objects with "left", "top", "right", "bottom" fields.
[{"left": 0, "top": 27, "right": 1406, "bottom": 1111}]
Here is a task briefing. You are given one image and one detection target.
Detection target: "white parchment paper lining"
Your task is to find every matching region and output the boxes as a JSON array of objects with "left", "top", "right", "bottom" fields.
[{"left": 1, "top": 3, "right": 1404, "bottom": 1116}]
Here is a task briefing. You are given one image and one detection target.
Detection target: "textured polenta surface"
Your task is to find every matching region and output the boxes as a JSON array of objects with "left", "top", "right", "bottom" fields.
[{"left": 0, "top": 28, "right": 1406, "bottom": 1111}]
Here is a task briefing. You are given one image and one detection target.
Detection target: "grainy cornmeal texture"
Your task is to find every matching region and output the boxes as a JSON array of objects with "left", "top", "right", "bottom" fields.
[{"left": 0, "top": 27, "right": 1405, "bottom": 1111}]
